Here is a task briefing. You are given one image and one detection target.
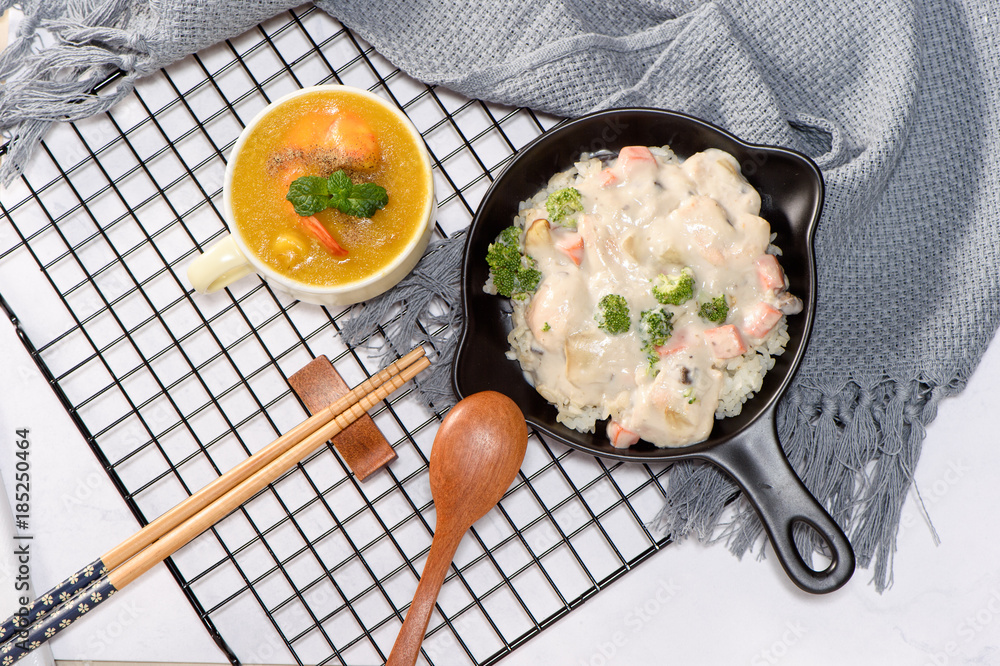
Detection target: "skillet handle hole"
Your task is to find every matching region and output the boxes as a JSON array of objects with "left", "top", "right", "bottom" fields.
[{"left": 792, "top": 519, "right": 835, "bottom": 573}]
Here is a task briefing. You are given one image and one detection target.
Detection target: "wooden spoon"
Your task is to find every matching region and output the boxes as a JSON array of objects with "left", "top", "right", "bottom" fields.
[{"left": 387, "top": 391, "right": 528, "bottom": 666}]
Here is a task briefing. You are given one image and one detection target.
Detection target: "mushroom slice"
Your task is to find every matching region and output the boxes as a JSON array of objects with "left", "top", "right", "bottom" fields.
[
  {"left": 775, "top": 291, "right": 804, "bottom": 315},
  {"left": 524, "top": 218, "right": 552, "bottom": 254}
]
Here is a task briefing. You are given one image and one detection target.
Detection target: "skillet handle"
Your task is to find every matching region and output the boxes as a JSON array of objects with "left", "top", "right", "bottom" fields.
[{"left": 708, "top": 412, "right": 855, "bottom": 594}]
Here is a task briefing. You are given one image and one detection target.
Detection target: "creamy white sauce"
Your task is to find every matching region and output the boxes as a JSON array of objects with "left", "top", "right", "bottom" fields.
[{"left": 511, "top": 146, "right": 799, "bottom": 448}]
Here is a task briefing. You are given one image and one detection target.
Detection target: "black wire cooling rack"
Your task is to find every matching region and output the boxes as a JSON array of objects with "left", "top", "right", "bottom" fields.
[{"left": 0, "top": 6, "right": 674, "bottom": 665}]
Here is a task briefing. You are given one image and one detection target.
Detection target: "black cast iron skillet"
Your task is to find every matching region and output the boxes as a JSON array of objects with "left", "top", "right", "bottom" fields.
[{"left": 453, "top": 108, "right": 854, "bottom": 594}]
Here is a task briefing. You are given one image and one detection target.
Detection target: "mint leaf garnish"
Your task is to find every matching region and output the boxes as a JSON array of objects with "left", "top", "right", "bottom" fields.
[
  {"left": 286, "top": 176, "right": 331, "bottom": 217},
  {"left": 342, "top": 181, "right": 389, "bottom": 218},
  {"left": 286, "top": 170, "right": 388, "bottom": 219},
  {"left": 328, "top": 169, "right": 352, "bottom": 193}
]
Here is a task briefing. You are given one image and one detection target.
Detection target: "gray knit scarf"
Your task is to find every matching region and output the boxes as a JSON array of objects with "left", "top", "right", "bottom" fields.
[{"left": 3, "top": 0, "right": 999, "bottom": 593}]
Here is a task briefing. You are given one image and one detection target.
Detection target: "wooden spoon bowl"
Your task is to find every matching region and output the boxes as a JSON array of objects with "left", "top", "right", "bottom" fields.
[{"left": 387, "top": 391, "right": 527, "bottom": 666}]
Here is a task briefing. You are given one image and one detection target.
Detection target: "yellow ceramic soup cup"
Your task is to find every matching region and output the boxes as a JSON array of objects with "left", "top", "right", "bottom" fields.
[{"left": 188, "top": 84, "right": 435, "bottom": 307}]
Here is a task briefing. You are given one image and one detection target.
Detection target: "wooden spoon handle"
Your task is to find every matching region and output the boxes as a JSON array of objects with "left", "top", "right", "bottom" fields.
[{"left": 387, "top": 528, "right": 464, "bottom": 666}]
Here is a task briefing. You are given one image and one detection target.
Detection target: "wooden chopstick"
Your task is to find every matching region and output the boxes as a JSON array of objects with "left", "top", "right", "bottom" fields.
[
  {"left": 112, "top": 354, "right": 429, "bottom": 588},
  {"left": 1, "top": 345, "right": 425, "bottom": 642},
  {"left": 106, "top": 345, "right": 425, "bottom": 570},
  {"left": 0, "top": 349, "right": 427, "bottom": 661}
]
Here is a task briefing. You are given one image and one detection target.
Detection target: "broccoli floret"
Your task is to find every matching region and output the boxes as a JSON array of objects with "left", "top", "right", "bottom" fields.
[
  {"left": 595, "top": 294, "right": 630, "bottom": 334},
  {"left": 546, "top": 187, "right": 583, "bottom": 227},
  {"left": 639, "top": 307, "right": 674, "bottom": 369},
  {"left": 652, "top": 267, "right": 695, "bottom": 306},
  {"left": 486, "top": 226, "right": 541, "bottom": 300},
  {"left": 542, "top": 322, "right": 551, "bottom": 332},
  {"left": 640, "top": 308, "right": 673, "bottom": 348},
  {"left": 698, "top": 295, "right": 730, "bottom": 323}
]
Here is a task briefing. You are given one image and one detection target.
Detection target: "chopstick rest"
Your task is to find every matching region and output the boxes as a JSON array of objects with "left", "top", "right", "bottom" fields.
[
  {"left": 0, "top": 349, "right": 428, "bottom": 663},
  {"left": 289, "top": 355, "right": 396, "bottom": 480}
]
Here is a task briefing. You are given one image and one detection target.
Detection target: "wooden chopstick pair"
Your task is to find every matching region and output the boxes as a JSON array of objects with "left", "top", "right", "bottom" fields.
[{"left": 0, "top": 347, "right": 429, "bottom": 663}]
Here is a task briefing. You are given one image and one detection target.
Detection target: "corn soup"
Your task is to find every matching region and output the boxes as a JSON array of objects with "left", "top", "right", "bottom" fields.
[{"left": 229, "top": 89, "right": 432, "bottom": 287}]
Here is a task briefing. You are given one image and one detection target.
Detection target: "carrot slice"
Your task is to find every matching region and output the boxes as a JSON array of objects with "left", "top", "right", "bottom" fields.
[
  {"left": 704, "top": 324, "right": 747, "bottom": 359},
  {"left": 298, "top": 215, "right": 348, "bottom": 256},
  {"left": 743, "top": 302, "right": 783, "bottom": 339},
  {"left": 755, "top": 254, "right": 786, "bottom": 290},
  {"left": 554, "top": 232, "right": 585, "bottom": 266},
  {"left": 618, "top": 146, "right": 656, "bottom": 174}
]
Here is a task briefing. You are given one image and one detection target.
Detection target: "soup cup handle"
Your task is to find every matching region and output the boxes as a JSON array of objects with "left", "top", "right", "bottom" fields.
[
  {"left": 188, "top": 234, "right": 256, "bottom": 294},
  {"left": 707, "top": 412, "right": 856, "bottom": 594}
]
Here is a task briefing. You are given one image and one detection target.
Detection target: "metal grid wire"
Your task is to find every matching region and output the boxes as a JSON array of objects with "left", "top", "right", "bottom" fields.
[{"left": 0, "top": 6, "right": 673, "bottom": 665}]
